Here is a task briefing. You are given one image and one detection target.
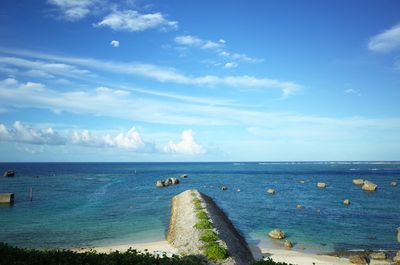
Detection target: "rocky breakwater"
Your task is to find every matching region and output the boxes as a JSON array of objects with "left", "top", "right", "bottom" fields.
[{"left": 167, "top": 189, "right": 254, "bottom": 265}]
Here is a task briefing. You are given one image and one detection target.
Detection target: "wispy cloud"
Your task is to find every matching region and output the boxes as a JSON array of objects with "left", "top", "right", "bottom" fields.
[
  {"left": 95, "top": 9, "right": 178, "bottom": 32},
  {"left": 174, "top": 35, "right": 224, "bottom": 50},
  {"left": 368, "top": 23, "right": 400, "bottom": 53},
  {"left": 174, "top": 35, "right": 264, "bottom": 66},
  {"left": 47, "top": 0, "right": 101, "bottom": 21},
  {"left": 0, "top": 48, "right": 297, "bottom": 96},
  {"left": 344, "top": 88, "right": 361, "bottom": 96}
]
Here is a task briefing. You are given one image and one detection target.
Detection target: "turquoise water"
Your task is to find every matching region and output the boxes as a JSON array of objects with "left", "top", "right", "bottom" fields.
[{"left": 0, "top": 162, "right": 399, "bottom": 253}]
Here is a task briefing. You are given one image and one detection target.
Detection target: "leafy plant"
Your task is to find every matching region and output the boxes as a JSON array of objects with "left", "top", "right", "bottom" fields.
[
  {"left": 196, "top": 211, "right": 209, "bottom": 220},
  {"left": 194, "top": 219, "right": 213, "bottom": 229},
  {"left": 199, "top": 230, "right": 218, "bottom": 243},
  {"left": 203, "top": 243, "right": 228, "bottom": 261}
]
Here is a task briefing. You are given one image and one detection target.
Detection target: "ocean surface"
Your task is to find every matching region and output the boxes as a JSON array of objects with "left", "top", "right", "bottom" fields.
[{"left": 0, "top": 162, "right": 399, "bottom": 253}]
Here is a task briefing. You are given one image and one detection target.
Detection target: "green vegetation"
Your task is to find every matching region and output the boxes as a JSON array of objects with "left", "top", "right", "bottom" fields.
[
  {"left": 196, "top": 211, "right": 208, "bottom": 220},
  {"left": 199, "top": 230, "right": 218, "bottom": 243},
  {"left": 194, "top": 219, "right": 213, "bottom": 229},
  {"left": 252, "top": 257, "right": 292, "bottom": 265},
  {"left": 193, "top": 200, "right": 203, "bottom": 210},
  {"left": 0, "top": 242, "right": 205, "bottom": 265},
  {"left": 203, "top": 243, "right": 228, "bottom": 261}
]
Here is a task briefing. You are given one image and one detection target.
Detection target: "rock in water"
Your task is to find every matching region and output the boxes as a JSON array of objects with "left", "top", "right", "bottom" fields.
[
  {"left": 370, "top": 252, "right": 386, "bottom": 260},
  {"left": 343, "top": 199, "right": 350, "bottom": 205},
  {"left": 299, "top": 180, "right": 305, "bottom": 184},
  {"left": 236, "top": 189, "right": 241, "bottom": 192},
  {"left": 397, "top": 227, "right": 400, "bottom": 243},
  {"left": 317, "top": 182, "right": 326, "bottom": 189},
  {"left": 3, "top": 170, "right": 15, "bottom": 177},
  {"left": 268, "top": 229, "right": 285, "bottom": 239},
  {"left": 349, "top": 255, "right": 368, "bottom": 265},
  {"left": 391, "top": 181, "right": 397, "bottom": 187},
  {"left": 156, "top": 180, "right": 164, "bottom": 188},
  {"left": 362, "top": 180, "right": 377, "bottom": 192},
  {"left": 352, "top": 179, "right": 364, "bottom": 185},
  {"left": 221, "top": 186, "right": 228, "bottom": 191},
  {"left": 284, "top": 240, "right": 293, "bottom": 248},
  {"left": 180, "top": 174, "right": 188, "bottom": 178},
  {"left": 266, "top": 188, "right": 276, "bottom": 194},
  {"left": 296, "top": 204, "right": 304, "bottom": 209}
]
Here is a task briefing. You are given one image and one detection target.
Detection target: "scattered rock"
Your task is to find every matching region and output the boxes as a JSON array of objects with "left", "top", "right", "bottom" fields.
[
  {"left": 156, "top": 180, "right": 164, "bottom": 188},
  {"left": 362, "top": 180, "right": 377, "bottom": 192},
  {"left": 370, "top": 252, "right": 386, "bottom": 260},
  {"left": 221, "top": 186, "right": 228, "bottom": 191},
  {"left": 353, "top": 179, "right": 364, "bottom": 185},
  {"left": 391, "top": 181, "right": 397, "bottom": 187},
  {"left": 349, "top": 255, "right": 368, "bottom": 265},
  {"left": 268, "top": 229, "right": 285, "bottom": 239},
  {"left": 343, "top": 199, "right": 350, "bottom": 205},
  {"left": 397, "top": 227, "right": 400, "bottom": 243},
  {"left": 236, "top": 189, "right": 241, "bottom": 192},
  {"left": 155, "top": 178, "right": 179, "bottom": 188},
  {"left": 296, "top": 204, "right": 304, "bottom": 209},
  {"left": 393, "top": 250, "right": 400, "bottom": 263},
  {"left": 284, "top": 240, "right": 293, "bottom": 248},
  {"left": 180, "top": 174, "right": 188, "bottom": 178},
  {"left": 317, "top": 182, "right": 326, "bottom": 189},
  {"left": 266, "top": 188, "right": 276, "bottom": 194},
  {"left": 299, "top": 180, "right": 305, "bottom": 184},
  {"left": 3, "top": 170, "right": 15, "bottom": 177}
]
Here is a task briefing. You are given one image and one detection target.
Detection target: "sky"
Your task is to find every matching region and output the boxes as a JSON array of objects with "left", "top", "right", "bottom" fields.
[{"left": 0, "top": 0, "right": 400, "bottom": 162}]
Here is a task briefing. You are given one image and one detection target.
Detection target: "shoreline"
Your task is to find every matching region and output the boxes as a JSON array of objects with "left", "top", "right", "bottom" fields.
[{"left": 76, "top": 240, "right": 395, "bottom": 265}]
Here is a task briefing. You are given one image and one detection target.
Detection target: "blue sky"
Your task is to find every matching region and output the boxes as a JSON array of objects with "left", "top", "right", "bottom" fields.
[{"left": 0, "top": 0, "right": 400, "bottom": 162}]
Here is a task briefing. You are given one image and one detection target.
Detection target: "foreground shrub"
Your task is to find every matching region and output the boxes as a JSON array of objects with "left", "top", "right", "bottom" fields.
[
  {"left": 194, "top": 219, "right": 213, "bottom": 229},
  {"left": 203, "top": 243, "right": 228, "bottom": 261},
  {"left": 199, "top": 230, "right": 218, "bottom": 243},
  {"left": 0, "top": 242, "right": 204, "bottom": 265}
]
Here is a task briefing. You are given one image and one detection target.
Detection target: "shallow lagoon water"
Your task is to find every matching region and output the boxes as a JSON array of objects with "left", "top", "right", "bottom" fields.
[{"left": 0, "top": 162, "right": 399, "bottom": 253}]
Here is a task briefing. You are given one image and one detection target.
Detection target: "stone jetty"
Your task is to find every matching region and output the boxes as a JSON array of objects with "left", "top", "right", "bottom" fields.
[{"left": 167, "top": 189, "right": 254, "bottom": 265}]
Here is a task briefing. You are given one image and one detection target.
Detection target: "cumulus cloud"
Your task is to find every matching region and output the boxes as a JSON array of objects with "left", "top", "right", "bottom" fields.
[
  {"left": 368, "top": 23, "right": 400, "bottom": 53},
  {"left": 0, "top": 121, "right": 152, "bottom": 151},
  {"left": 344, "top": 88, "right": 361, "bottom": 96},
  {"left": 110, "top": 40, "right": 120, "bottom": 47},
  {"left": 96, "top": 9, "right": 178, "bottom": 32},
  {"left": 0, "top": 121, "right": 66, "bottom": 145},
  {"left": 47, "top": 0, "right": 100, "bottom": 21},
  {"left": 164, "top": 130, "right": 206, "bottom": 155}
]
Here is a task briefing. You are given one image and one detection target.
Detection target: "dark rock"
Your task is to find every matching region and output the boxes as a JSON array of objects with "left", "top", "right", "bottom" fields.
[{"left": 3, "top": 170, "right": 15, "bottom": 177}]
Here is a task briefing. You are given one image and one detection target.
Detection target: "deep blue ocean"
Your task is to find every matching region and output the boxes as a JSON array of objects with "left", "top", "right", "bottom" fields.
[{"left": 0, "top": 162, "right": 399, "bottom": 253}]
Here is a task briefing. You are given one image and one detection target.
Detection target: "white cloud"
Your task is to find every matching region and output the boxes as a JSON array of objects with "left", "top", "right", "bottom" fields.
[
  {"left": 0, "top": 121, "right": 66, "bottom": 145},
  {"left": 96, "top": 9, "right": 178, "bottom": 32},
  {"left": 0, "top": 49, "right": 299, "bottom": 96},
  {"left": 368, "top": 23, "right": 400, "bottom": 53},
  {"left": 110, "top": 40, "right": 120, "bottom": 47},
  {"left": 224, "top": 62, "right": 238, "bottom": 69},
  {"left": 47, "top": 0, "right": 99, "bottom": 21},
  {"left": 164, "top": 130, "right": 206, "bottom": 155},
  {"left": 344, "top": 88, "right": 361, "bottom": 95},
  {"left": 0, "top": 56, "right": 94, "bottom": 80},
  {"left": 175, "top": 35, "right": 224, "bottom": 50},
  {"left": 219, "top": 51, "right": 264, "bottom": 63},
  {"left": 104, "top": 127, "right": 145, "bottom": 150}
]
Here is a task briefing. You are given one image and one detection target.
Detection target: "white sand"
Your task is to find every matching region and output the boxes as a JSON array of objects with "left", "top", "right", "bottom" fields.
[
  {"left": 76, "top": 240, "right": 178, "bottom": 255},
  {"left": 257, "top": 247, "right": 352, "bottom": 265}
]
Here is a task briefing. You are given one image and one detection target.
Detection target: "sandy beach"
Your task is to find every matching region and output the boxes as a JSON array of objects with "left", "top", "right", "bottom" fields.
[{"left": 76, "top": 240, "right": 178, "bottom": 255}]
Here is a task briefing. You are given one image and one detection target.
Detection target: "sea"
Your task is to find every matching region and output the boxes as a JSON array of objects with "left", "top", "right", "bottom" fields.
[{"left": 0, "top": 162, "right": 399, "bottom": 253}]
